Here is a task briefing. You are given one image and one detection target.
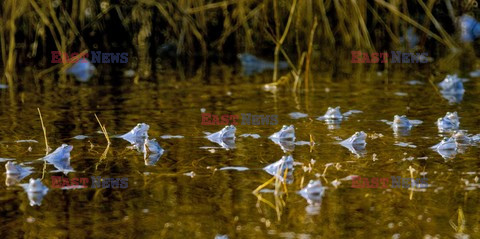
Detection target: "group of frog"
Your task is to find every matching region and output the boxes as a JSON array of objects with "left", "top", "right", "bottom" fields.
[{"left": 3, "top": 74, "right": 477, "bottom": 207}]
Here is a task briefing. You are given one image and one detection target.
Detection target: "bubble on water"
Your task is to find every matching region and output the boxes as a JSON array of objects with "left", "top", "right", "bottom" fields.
[
  {"left": 331, "top": 179, "right": 341, "bottom": 188},
  {"left": 392, "top": 234, "right": 400, "bottom": 239},
  {"left": 388, "top": 222, "right": 395, "bottom": 229},
  {"left": 26, "top": 216, "right": 35, "bottom": 223},
  {"left": 200, "top": 108, "right": 206, "bottom": 113},
  {"left": 142, "top": 208, "right": 149, "bottom": 213}
]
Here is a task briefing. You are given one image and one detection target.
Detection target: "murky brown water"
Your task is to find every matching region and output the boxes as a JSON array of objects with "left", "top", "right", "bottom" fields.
[{"left": 1, "top": 65, "right": 479, "bottom": 238}]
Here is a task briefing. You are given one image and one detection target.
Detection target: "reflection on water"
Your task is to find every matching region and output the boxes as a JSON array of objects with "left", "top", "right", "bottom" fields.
[{"left": 1, "top": 66, "right": 480, "bottom": 238}]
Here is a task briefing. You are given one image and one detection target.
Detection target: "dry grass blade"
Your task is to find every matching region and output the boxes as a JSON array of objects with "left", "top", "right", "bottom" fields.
[
  {"left": 37, "top": 108, "right": 50, "bottom": 155},
  {"left": 416, "top": 0, "right": 457, "bottom": 49},
  {"left": 94, "top": 113, "right": 111, "bottom": 145},
  {"left": 305, "top": 17, "right": 318, "bottom": 90},
  {"left": 37, "top": 108, "right": 49, "bottom": 180},
  {"left": 374, "top": 0, "right": 453, "bottom": 49}
]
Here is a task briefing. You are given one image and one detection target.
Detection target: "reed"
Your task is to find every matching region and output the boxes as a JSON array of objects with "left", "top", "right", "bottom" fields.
[
  {"left": 37, "top": 108, "right": 49, "bottom": 180},
  {"left": 1, "top": 0, "right": 471, "bottom": 88}
]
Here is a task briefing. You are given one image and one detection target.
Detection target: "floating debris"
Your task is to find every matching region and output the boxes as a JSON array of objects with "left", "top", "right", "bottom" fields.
[
  {"left": 219, "top": 166, "right": 249, "bottom": 171},
  {"left": 0, "top": 84, "right": 8, "bottom": 89},
  {"left": 331, "top": 179, "right": 341, "bottom": 188},
  {"left": 239, "top": 133, "right": 260, "bottom": 139},
  {"left": 21, "top": 178, "right": 49, "bottom": 206},
  {"left": 66, "top": 59, "right": 96, "bottom": 82},
  {"left": 160, "top": 135, "right": 184, "bottom": 139},
  {"left": 184, "top": 171, "right": 196, "bottom": 178},
  {"left": 437, "top": 112, "right": 460, "bottom": 132},
  {"left": 0, "top": 158, "right": 15, "bottom": 162},
  {"left": 123, "top": 69, "right": 136, "bottom": 77},
  {"left": 72, "top": 135, "right": 89, "bottom": 140},
  {"left": 394, "top": 142, "right": 417, "bottom": 148},
  {"left": 15, "top": 139, "right": 38, "bottom": 143},
  {"left": 469, "top": 69, "right": 480, "bottom": 78},
  {"left": 289, "top": 112, "right": 308, "bottom": 119},
  {"left": 263, "top": 155, "right": 294, "bottom": 184},
  {"left": 406, "top": 80, "right": 424, "bottom": 85}
]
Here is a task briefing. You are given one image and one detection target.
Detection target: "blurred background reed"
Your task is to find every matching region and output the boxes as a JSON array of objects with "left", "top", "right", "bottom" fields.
[{"left": 1, "top": 0, "right": 479, "bottom": 88}]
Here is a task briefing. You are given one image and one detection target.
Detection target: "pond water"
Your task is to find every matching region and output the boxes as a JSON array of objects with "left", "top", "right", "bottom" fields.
[{"left": 0, "top": 65, "right": 479, "bottom": 238}]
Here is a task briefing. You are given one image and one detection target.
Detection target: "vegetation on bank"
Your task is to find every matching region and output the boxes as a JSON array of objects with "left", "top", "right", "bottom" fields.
[{"left": 0, "top": 0, "right": 479, "bottom": 88}]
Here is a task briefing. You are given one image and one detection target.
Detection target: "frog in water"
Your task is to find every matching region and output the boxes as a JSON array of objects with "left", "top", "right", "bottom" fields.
[
  {"left": 21, "top": 178, "right": 49, "bottom": 206},
  {"left": 40, "top": 144, "right": 74, "bottom": 174},
  {"left": 316, "top": 106, "right": 362, "bottom": 125},
  {"left": 144, "top": 138, "right": 164, "bottom": 166},
  {"left": 237, "top": 53, "right": 288, "bottom": 76},
  {"left": 382, "top": 115, "right": 422, "bottom": 136},
  {"left": 263, "top": 155, "right": 294, "bottom": 184},
  {"left": 340, "top": 131, "right": 367, "bottom": 147},
  {"left": 431, "top": 137, "right": 457, "bottom": 159},
  {"left": 42, "top": 144, "right": 73, "bottom": 163},
  {"left": 438, "top": 74, "right": 465, "bottom": 94},
  {"left": 436, "top": 112, "right": 460, "bottom": 132},
  {"left": 206, "top": 125, "right": 236, "bottom": 149},
  {"left": 269, "top": 125, "right": 295, "bottom": 141},
  {"left": 5, "top": 161, "right": 31, "bottom": 176},
  {"left": 298, "top": 180, "right": 325, "bottom": 204},
  {"left": 121, "top": 123, "right": 150, "bottom": 144},
  {"left": 340, "top": 131, "right": 367, "bottom": 157},
  {"left": 120, "top": 123, "right": 150, "bottom": 153},
  {"left": 5, "top": 162, "right": 32, "bottom": 186},
  {"left": 66, "top": 59, "right": 96, "bottom": 82}
]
